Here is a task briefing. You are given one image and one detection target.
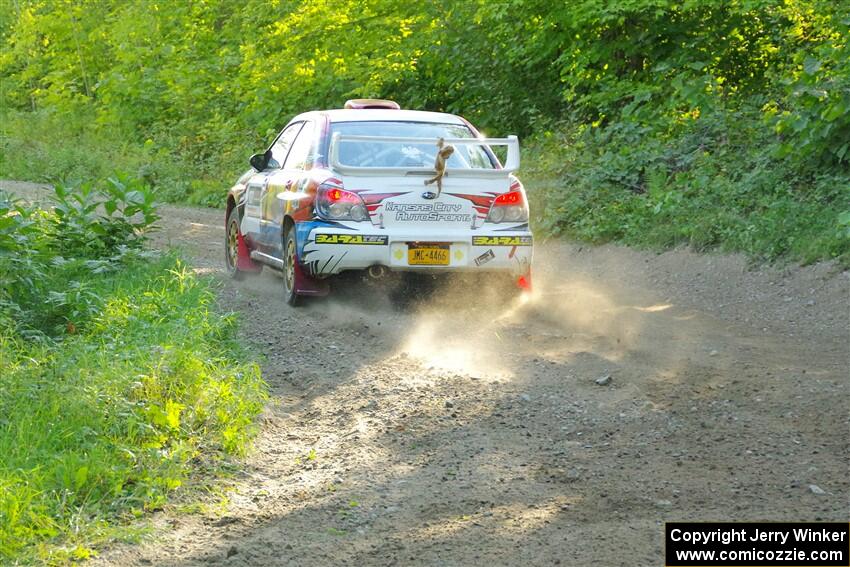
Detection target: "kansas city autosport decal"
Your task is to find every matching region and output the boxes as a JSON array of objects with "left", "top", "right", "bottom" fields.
[
  {"left": 384, "top": 202, "right": 472, "bottom": 223},
  {"left": 472, "top": 235, "right": 533, "bottom": 246}
]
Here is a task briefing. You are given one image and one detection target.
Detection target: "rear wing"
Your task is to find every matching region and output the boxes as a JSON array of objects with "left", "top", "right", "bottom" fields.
[{"left": 329, "top": 134, "right": 520, "bottom": 177}]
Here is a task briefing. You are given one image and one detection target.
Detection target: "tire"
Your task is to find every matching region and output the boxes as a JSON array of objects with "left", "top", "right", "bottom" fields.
[
  {"left": 225, "top": 209, "right": 248, "bottom": 280},
  {"left": 282, "top": 223, "right": 301, "bottom": 306}
]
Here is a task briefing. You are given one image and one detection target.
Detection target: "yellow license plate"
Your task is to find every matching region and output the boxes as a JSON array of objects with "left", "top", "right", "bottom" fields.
[{"left": 408, "top": 245, "right": 450, "bottom": 265}]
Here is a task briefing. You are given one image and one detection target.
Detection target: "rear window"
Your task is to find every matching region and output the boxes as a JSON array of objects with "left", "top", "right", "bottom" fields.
[{"left": 330, "top": 121, "right": 496, "bottom": 169}]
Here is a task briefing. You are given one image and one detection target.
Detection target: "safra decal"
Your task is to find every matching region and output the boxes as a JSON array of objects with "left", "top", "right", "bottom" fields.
[
  {"left": 473, "top": 236, "right": 533, "bottom": 246},
  {"left": 315, "top": 234, "right": 389, "bottom": 245}
]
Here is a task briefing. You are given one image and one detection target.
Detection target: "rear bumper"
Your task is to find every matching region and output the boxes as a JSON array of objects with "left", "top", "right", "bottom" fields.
[{"left": 300, "top": 226, "right": 533, "bottom": 277}]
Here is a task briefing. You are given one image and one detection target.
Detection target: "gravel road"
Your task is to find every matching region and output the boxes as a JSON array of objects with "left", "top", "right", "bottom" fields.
[{"left": 4, "top": 181, "right": 848, "bottom": 566}]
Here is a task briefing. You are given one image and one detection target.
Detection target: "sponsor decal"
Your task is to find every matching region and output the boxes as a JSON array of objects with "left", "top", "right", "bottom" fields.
[
  {"left": 315, "top": 234, "right": 388, "bottom": 245},
  {"left": 384, "top": 202, "right": 472, "bottom": 223},
  {"left": 474, "top": 249, "right": 495, "bottom": 266},
  {"left": 473, "top": 235, "right": 533, "bottom": 246},
  {"left": 450, "top": 193, "right": 496, "bottom": 217}
]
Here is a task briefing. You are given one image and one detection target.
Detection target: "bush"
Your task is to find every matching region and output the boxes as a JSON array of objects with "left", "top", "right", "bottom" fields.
[
  {"left": 524, "top": 103, "right": 850, "bottom": 265},
  {"left": 0, "top": 178, "right": 158, "bottom": 335},
  {"left": 0, "top": 182, "right": 266, "bottom": 563}
]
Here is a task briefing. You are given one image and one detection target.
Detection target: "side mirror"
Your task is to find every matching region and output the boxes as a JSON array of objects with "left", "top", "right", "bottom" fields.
[{"left": 249, "top": 153, "right": 268, "bottom": 171}]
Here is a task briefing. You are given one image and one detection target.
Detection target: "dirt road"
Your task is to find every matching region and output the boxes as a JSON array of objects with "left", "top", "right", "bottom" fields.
[{"left": 5, "top": 181, "right": 849, "bottom": 566}]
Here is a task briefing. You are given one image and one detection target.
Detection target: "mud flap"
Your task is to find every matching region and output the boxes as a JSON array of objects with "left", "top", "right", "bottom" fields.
[
  {"left": 294, "top": 253, "right": 330, "bottom": 296},
  {"left": 517, "top": 267, "right": 532, "bottom": 292},
  {"left": 236, "top": 232, "right": 263, "bottom": 272}
]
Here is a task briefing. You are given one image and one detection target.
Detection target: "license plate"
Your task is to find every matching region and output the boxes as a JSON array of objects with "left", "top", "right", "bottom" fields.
[{"left": 408, "top": 243, "right": 450, "bottom": 265}]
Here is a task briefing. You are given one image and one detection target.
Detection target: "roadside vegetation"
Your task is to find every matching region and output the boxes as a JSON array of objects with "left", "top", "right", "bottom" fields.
[
  {"left": 0, "top": 181, "right": 266, "bottom": 563},
  {"left": 1, "top": 0, "right": 847, "bottom": 264}
]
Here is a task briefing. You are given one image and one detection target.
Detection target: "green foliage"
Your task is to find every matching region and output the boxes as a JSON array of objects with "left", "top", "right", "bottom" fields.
[
  {"left": 771, "top": 15, "right": 850, "bottom": 165},
  {"left": 0, "top": 180, "right": 158, "bottom": 334},
  {"left": 0, "top": 185, "right": 266, "bottom": 562},
  {"left": 51, "top": 176, "right": 159, "bottom": 259},
  {"left": 0, "top": 0, "right": 848, "bottom": 263},
  {"left": 525, "top": 103, "right": 850, "bottom": 265}
]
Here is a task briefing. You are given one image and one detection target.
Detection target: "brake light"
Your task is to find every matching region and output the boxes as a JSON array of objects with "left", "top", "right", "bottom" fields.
[
  {"left": 494, "top": 191, "right": 522, "bottom": 206},
  {"left": 487, "top": 180, "right": 528, "bottom": 223},
  {"left": 325, "top": 188, "right": 358, "bottom": 203},
  {"left": 316, "top": 181, "right": 369, "bottom": 221}
]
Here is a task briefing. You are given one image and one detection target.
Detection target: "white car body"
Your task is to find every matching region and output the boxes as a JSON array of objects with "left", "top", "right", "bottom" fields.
[{"left": 226, "top": 103, "right": 533, "bottom": 302}]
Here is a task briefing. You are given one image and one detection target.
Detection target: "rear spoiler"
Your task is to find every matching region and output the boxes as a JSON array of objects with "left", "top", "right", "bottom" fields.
[{"left": 329, "top": 134, "right": 520, "bottom": 177}]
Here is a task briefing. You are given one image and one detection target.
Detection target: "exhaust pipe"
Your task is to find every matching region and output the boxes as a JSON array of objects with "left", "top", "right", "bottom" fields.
[{"left": 367, "top": 265, "right": 388, "bottom": 279}]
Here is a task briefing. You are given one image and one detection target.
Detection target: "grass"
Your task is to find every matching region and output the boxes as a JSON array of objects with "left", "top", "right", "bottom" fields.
[
  {"left": 0, "top": 108, "right": 229, "bottom": 208},
  {"left": 0, "top": 186, "right": 267, "bottom": 563}
]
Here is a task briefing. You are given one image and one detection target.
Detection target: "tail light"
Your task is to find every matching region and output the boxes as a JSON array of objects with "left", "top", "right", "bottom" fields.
[
  {"left": 316, "top": 180, "right": 369, "bottom": 221},
  {"left": 487, "top": 179, "right": 528, "bottom": 223}
]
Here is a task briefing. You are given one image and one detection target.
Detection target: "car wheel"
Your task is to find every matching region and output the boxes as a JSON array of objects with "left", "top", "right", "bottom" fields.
[
  {"left": 283, "top": 224, "right": 301, "bottom": 306},
  {"left": 225, "top": 209, "right": 251, "bottom": 280}
]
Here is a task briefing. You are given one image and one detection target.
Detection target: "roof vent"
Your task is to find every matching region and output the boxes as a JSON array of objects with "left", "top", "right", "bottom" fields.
[{"left": 344, "top": 99, "right": 400, "bottom": 110}]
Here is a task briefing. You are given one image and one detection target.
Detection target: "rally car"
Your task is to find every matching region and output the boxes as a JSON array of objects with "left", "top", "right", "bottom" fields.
[{"left": 224, "top": 99, "right": 533, "bottom": 305}]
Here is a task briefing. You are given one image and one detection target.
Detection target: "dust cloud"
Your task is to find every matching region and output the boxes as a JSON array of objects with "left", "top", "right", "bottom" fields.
[{"left": 335, "top": 264, "right": 652, "bottom": 381}]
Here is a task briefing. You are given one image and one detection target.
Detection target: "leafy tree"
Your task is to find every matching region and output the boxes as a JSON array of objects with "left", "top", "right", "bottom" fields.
[{"left": 1, "top": 0, "right": 847, "bottom": 261}]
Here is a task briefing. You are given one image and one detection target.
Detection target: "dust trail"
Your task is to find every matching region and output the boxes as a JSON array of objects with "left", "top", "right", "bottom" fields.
[
  {"left": 389, "top": 262, "right": 647, "bottom": 379},
  {"left": 229, "top": 251, "right": 649, "bottom": 380}
]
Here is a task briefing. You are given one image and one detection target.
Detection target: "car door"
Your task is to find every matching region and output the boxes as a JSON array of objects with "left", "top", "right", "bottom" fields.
[
  {"left": 242, "top": 122, "right": 303, "bottom": 247},
  {"left": 264, "top": 120, "right": 317, "bottom": 255}
]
